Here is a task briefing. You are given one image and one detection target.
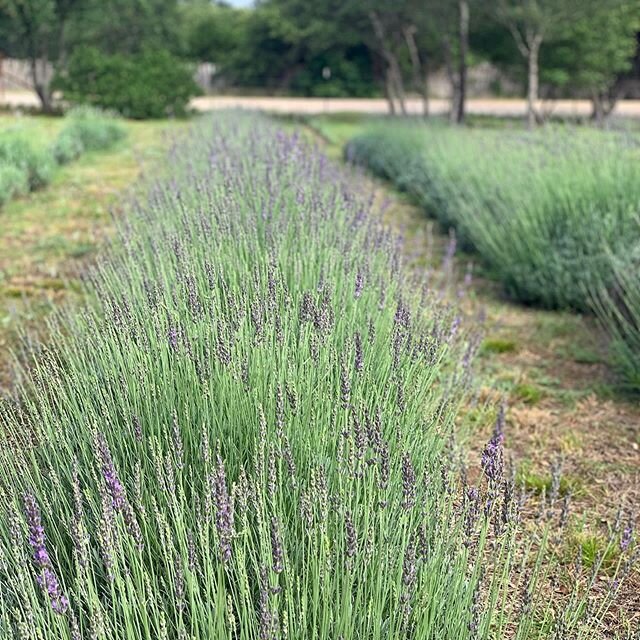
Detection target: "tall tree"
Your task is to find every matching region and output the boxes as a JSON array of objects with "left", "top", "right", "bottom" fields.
[
  {"left": 543, "top": 0, "right": 640, "bottom": 124},
  {"left": 494, "top": 0, "right": 575, "bottom": 127},
  {"left": 0, "top": 0, "right": 82, "bottom": 111}
]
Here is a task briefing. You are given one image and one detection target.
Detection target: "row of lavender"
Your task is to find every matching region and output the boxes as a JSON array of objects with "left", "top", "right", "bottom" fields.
[
  {"left": 345, "top": 124, "right": 640, "bottom": 391},
  {"left": 0, "top": 114, "right": 633, "bottom": 639}
]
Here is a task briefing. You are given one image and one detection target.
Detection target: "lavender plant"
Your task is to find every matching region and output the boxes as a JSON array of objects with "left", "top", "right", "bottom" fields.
[
  {"left": 592, "top": 233, "right": 640, "bottom": 393},
  {"left": 0, "top": 114, "right": 634, "bottom": 639},
  {"left": 52, "top": 107, "right": 126, "bottom": 165},
  {"left": 346, "top": 123, "right": 640, "bottom": 312}
]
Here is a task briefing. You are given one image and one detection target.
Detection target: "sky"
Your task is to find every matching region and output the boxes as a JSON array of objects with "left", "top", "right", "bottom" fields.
[{"left": 225, "top": 0, "right": 254, "bottom": 6}]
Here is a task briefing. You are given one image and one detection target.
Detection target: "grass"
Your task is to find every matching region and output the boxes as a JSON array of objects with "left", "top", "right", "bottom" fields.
[{"left": 0, "top": 112, "right": 633, "bottom": 639}]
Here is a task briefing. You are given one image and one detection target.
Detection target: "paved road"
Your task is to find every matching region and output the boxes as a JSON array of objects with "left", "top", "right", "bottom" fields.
[{"left": 5, "top": 89, "right": 640, "bottom": 118}]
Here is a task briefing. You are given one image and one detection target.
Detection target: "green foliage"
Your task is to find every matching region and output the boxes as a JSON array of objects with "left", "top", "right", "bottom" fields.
[
  {"left": 347, "top": 123, "right": 640, "bottom": 310},
  {"left": 51, "top": 107, "right": 126, "bottom": 165},
  {"left": 592, "top": 242, "right": 640, "bottom": 393},
  {"left": 481, "top": 338, "right": 518, "bottom": 354},
  {"left": 0, "top": 164, "right": 29, "bottom": 206},
  {"left": 542, "top": 0, "right": 640, "bottom": 97},
  {"left": 53, "top": 47, "right": 199, "bottom": 119},
  {"left": 0, "top": 113, "right": 628, "bottom": 639},
  {"left": 51, "top": 131, "right": 85, "bottom": 165},
  {"left": 0, "top": 135, "right": 55, "bottom": 191}
]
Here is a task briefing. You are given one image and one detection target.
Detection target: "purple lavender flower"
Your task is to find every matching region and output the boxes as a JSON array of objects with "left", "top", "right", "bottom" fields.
[
  {"left": 167, "top": 325, "right": 179, "bottom": 352},
  {"left": 402, "top": 453, "right": 417, "bottom": 510},
  {"left": 344, "top": 511, "right": 357, "bottom": 561},
  {"left": 23, "top": 493, "right": 69, "bottom": 614},
  {"left": 354, "top": 270, "right": 364, "bottom": 299},
  {"left": 270, "top": 517, "right": 284, "bottom": 574},
  {"left": 212, "top": 453, "right": 234, "bottom": 563},
  {"left": 354, "top": 332, "right": 364, "bottom": 373},
  {"left": 621, "top": 524, "right": 633, "bottom": 552}
]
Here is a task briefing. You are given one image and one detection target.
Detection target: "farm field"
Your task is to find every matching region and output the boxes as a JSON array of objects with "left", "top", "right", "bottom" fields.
[{"left": 0, "top": 111, "right": 638, "bottom": 639}]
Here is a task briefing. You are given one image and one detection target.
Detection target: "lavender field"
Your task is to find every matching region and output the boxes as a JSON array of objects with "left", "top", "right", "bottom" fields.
[{"left": 0, "top": 113, "right": 635, "bottom": 639}]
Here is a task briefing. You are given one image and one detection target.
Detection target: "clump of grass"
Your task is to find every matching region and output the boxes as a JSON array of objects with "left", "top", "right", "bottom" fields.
[
  {"left": 346, "top": 123, "right": 640, "bottom": 312},
  {"left": 513, "top": 382, "right": 544, "bottom": 404},
  {"left": 0, "top": 114, "right": 634, "bottom": 639},
  {"left": 481, "top": 337, "right": 518, "bottom": 354},
  {"left": 52, "top": 106, "right": 125, "bottom": 164}
]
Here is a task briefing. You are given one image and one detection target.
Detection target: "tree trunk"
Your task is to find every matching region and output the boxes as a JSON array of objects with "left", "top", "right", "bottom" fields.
[
  {"left": 390, "top": 59, "right": 408, "bottom": 116},
  {"left": 384, "top": 69, "right": 397, "bottom": 115},
  {"left": 422, "top": 63, "right": 430, "bottom": 117},
  {"left": 30, "top": 58, "right": 53, "bottom": 113},
  {"left": 591, "top": 89, "right": 618, "bottom": 127},
  {"left": 526, "top": 36, "right": 542, "bottom": 129},
  {"left": 456, "top": 0, "right": 469, "bottom": 124},
  {"left": 443, "top": 37, "right": 458, "bottom": 123},
  {"left": 403, "top": 25, "right": 429, "bottom": 117}
]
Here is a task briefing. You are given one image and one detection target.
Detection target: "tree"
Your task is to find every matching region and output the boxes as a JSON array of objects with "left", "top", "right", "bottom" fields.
[
  {"left": 543, "top": 0, "right": 640, "bottom": 123},
  {"left": 494, "top": 0, "right": 576, "bottom": 127},
  {"left": 0, "top": 0, "right": 82, "bottom": 111}
]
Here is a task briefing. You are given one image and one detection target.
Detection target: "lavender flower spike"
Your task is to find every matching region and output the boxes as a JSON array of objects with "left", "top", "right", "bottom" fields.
[{"left": 23, "top": 492, "right": 69, "bottom": 614}]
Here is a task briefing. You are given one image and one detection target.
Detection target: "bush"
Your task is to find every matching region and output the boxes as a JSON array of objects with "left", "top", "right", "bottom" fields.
[
  {"left": 0, "top": 163, "right": 29, "bottom": 205},
  {"left": 347, "top": 124, "right": 640, "bottom": 310},
  {"left": 0, "top": 134, "right": 55, "bottom": 191},
  {"left": 51, "top": 131, "right": 85, "bottom": 165},
  {"left": 53, "top": 47, "right": 200, "bottom": 119},
  {"left": 592, "top": 241, "right": 640, "bottom": 393},
  {"left": 52, "top": 106, "right": 125, "bottom": 164},
  {"left": 0, "top": 114, "right": 631, "bottom": 639}
]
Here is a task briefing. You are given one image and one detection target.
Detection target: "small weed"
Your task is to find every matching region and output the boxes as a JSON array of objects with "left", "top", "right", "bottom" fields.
[
  {"left": 481, "top": 337, "right": 518, "bottom": 354},
  {"left": 513, "top": 382, "right": 544, "bottom": 404}
]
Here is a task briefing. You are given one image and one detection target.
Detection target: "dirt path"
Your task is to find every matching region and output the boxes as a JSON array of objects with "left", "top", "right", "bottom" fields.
[{"left": 7, "top": 89, "right": 640, "bottom": 119}]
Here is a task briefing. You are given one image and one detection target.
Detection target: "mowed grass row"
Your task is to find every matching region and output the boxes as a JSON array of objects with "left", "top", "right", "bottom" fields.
[
  {"left": 0, "top": 107, "right": 124, "bottom": 206},
  {"left": 346, "top": 123, "right": 640, "bottom": 391},
  {"left": 0, "top": 114, "right": 634, "bottom": 639}
]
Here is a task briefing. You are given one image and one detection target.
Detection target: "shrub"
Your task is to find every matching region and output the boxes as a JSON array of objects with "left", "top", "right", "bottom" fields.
[
  {"left": 53, "top": 47, "right": 200, "bottom": 119},
  {"left": 592, "top": 240, "right": 640, "bottom": 393},
  {"left": 0, "top": 163, "right": 29, "bottom": 205},
  {"left": 347, "top": 123, "right": 640, "bottom": 311},
  {"left": 0, "top": 134, "right": 55, "bottom": 191},
  {"left": 52, "top": 106, "right": 125, "bottom": 165},
  {"left": 51, "top": 130, "right": 85, "bottom": 165},
  {"left": 0, "top": 115, "right": 632, "bottom": 638}
]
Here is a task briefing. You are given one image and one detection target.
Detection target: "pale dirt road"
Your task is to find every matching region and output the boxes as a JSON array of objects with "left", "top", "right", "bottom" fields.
[{"left": 5, "top": 88, "right": 640, "bottom": 118}]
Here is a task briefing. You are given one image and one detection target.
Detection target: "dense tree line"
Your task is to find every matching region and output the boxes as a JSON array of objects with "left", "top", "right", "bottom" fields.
[{"left": 0, "top": 0, "right": 639, "bottom": 123}]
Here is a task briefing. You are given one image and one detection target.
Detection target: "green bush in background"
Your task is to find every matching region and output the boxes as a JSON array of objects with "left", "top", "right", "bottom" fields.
[
  {"left": 53, "top": 47, "right": 200, "bottom": 119},
  {"left": 0, "top": 135, "right": 55, "bottom": 191},
  {"left": 0, "top": 163, "right": 29, "bottom": 206},
  {"left": 52, "top": 106, "right": 126, "bottom": 164}
]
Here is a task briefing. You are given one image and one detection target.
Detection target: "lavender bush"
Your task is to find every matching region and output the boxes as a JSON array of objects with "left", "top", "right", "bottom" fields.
[
  {"left": 0, "top": 114, "right": 634, "bottom": 639},
  {"left": 592, "top": 233, "right": 640, "bottom": 393},
  {"left": 346, "top": 123, "right": 640, "bottom": 312}
]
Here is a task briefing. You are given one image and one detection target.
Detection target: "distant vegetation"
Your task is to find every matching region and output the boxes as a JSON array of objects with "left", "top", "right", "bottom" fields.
[
  {"left": 0, "top": 108, "right": 125, "bottom": 207},
  {"left": 1, "top": 0, "right": 639, "bottom": 124}
]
